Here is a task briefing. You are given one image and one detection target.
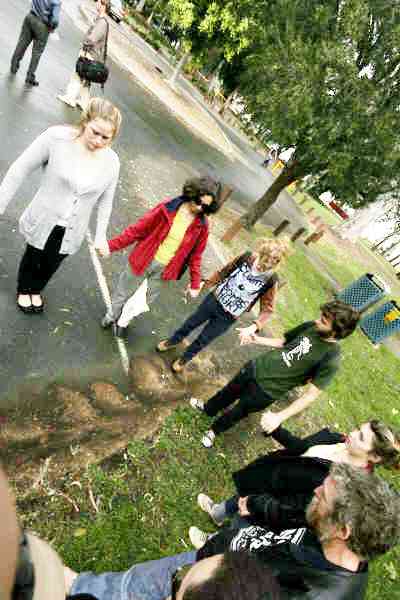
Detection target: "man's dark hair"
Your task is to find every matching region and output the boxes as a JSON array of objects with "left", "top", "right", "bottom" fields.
[
  {"left": 369, "top": 419, "right": 400, "bottom": 469},
  {"left": 182, "top": 176, "right": 221, "bottom": 214},
  {"left": 320, "top": 299, "right": 360, "bottom": 339},
  {"left": 183, "top": 551, "right": 280, "bottom": 600}
]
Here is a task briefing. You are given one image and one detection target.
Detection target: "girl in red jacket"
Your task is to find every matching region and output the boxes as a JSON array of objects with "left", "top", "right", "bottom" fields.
[{"left": 97, "top": 177, "right": 220, "bottom": 337}]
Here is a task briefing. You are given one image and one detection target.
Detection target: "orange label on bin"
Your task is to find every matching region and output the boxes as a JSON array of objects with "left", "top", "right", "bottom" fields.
[{"left": 384, "top": 308, "right": 400, "bottom": 323}]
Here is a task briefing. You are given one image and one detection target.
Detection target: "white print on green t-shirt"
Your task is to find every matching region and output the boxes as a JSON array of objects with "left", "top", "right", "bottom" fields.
[{"left": 282, "top": 336, "right": 313, "bottom": 368}]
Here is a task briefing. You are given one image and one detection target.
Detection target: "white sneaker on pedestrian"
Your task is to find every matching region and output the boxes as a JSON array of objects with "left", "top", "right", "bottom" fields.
[
  {"left": 189, "top": 526, "right": 210, "bottom": 550},
  {"left": 201, "top": 430, "right": 215, "bottom": 448},
  {"left": 57, "top": 94, "right": 76, "bottom": 108},
  {"left": 190, "top": 397, "right": 204, "bottom": 411},
  {"left": 197, "top": 493, "right": 223, "bottom": 526}
]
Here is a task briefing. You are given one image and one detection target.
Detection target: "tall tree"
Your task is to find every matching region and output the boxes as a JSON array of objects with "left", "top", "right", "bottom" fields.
[{"left": 204, "top": 0, "right": 400, "bottom": 229}]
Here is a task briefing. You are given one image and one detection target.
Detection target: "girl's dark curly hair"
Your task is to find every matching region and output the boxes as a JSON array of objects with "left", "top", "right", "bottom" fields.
[{"left": 182, "top": 176, "right": 221, "bottom": 214}]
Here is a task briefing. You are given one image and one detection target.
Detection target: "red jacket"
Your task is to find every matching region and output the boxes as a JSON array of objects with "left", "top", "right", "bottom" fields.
[{"left": 108, "top": 197, "right": 209, "bottom": 289}]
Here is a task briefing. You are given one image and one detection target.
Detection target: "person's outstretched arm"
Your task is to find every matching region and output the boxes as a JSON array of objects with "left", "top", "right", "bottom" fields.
[{"left": 261, "top": 384, "right": 322, "bottom": 434}]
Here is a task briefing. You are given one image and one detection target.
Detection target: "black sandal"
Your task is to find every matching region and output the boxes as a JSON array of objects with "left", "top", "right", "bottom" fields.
[
  {"left": 16, "top": 294, "right": 33, "bottom": 314},
  {"left": 31, "top": 294, "right": 44, "bottom": 314}
]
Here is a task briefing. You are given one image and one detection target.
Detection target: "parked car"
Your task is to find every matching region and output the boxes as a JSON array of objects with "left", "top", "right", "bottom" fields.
[{"left": 108, "top": 0, "right": 125, "bottom": 23}]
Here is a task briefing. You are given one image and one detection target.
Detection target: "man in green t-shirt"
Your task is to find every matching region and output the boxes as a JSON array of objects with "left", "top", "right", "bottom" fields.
[{"left": 190, "top": 300, "right": 359, "bottom": 447}]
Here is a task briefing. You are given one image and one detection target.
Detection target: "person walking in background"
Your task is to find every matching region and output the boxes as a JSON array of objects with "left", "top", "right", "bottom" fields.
[
  {"left": 10, "top": 0, "right": 62, "bottom": 87},
  {"left": 96, "top": 177, "right": 220, "bottom": 338},
  {"left": 57, "top": 0, "right": 110, "bottom": 111},
  {"left": 0, "top": 98, "right": 121, "bottom": 314},
  {"left": 190, "top": 301, "right": 360, "bottom": 447},
  {"left": 157, "top": 238, "right": 289, "bottom": 373}
]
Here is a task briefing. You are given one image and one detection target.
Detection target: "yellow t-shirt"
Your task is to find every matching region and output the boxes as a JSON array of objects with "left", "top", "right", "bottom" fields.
[{"left": 155, "top": 206, "right": 192, "bottom": 266}]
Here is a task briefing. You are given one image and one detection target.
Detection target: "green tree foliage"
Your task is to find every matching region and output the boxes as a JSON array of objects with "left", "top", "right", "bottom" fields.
[
  {"left": 235, "top": 0, "right": 400, "bottom": 227},
  {"left": 168, "top": 1, "right": 400, "bottom": 229}
]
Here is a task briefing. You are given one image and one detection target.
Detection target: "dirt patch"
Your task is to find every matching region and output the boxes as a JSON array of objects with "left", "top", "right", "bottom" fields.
[{"left": 1, "top": 349, "right": 227, "bottom": 497}]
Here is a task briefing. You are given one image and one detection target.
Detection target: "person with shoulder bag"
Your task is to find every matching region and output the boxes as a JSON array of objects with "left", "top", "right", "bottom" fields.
[{"left": 57, "top": 0, "right": 110, "bottom": 111}]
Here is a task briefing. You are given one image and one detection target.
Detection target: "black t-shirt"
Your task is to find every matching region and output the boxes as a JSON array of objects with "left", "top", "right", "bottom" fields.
[
  {"left": 197, "top": 521, "right": 368, "bottom": 600},
  {"left": 254, "top": 322, "right": 341, "bottom": 399}
]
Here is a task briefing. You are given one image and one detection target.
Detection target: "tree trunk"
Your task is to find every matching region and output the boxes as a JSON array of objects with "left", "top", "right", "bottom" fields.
[
  {"left": 168, "top": 50, "right": 191, "bottom": 86},
  {"left": 136, "top": 0, "right": 147, "bottom": 13},
  {"left": 240, "top": 165, "right": 298, "bottom": 230}
]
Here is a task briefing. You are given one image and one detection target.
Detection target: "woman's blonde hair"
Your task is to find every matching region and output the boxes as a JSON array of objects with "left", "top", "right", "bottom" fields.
[
  {"left": 78, "top": 97, "right": 122, "bottom": 141},
  {"left": 255, "top": 237, "right": 291, "bottom": 271}
]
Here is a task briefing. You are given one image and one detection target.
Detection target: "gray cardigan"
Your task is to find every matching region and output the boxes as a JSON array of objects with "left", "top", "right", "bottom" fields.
[{"left": 0, "top": 126, "right": 119, "bottom": 255}]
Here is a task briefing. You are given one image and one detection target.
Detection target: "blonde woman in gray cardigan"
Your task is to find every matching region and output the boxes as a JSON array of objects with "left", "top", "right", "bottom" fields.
[
  {"left": 0, "top": 97, "right": 121, "bottom": 313},
  {"left": 57, "top": 0, "right": 109, "bottom": 111}
]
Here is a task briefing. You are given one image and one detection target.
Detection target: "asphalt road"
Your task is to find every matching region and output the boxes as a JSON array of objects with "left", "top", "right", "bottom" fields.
[{"left": 0, "top": 0, "right": 304, "bottom": 406}]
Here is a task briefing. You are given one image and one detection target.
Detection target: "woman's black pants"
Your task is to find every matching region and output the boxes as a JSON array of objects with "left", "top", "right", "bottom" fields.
[{"left": 17, "top": 226, "right": 68, "bottom": 294}]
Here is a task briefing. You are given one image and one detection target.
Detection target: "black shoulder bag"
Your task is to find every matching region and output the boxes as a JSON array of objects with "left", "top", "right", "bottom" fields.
[{"left": 76, "top": 18, "right": 110, "bottom": 87}]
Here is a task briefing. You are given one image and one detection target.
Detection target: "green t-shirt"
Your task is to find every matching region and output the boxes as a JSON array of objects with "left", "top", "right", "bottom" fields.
[{"left": 254, "top": 321, "right": 341, "bottom": 400}]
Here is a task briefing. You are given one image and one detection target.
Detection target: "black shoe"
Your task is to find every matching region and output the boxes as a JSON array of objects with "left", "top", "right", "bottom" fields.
[
  {"left": 31, "top": 294, "right": 44, "bottom": 314},
  {"left": 25, "top": 76, "right": 39, "bottom": 87},
  {"left": 16, "top": 294, "right": 33, "bottom": 314},
  {"left": 113, "top": 323, "right": 128, "bottom": 338},
  {"left": 10, "top": 64, "right": 18, "bottom": 75}
]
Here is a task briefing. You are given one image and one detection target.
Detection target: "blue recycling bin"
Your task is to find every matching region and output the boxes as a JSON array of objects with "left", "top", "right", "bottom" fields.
[
  {"left": 360, "top": 301, "right": 400, "bottom": 344},
  {"left": 337, "top": 273, "right": 387, "bottom": 312}
]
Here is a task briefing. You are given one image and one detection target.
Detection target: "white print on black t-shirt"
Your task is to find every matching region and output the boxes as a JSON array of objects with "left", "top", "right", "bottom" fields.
[
  {"left": 230, "top": 525, "right": 307, "bottom": 552},
  {"left": 282, "top": 336, "right": 312, "bottom": 368},
  {"left": 215, "top": 262, "right": 270, "bottom": 318}
]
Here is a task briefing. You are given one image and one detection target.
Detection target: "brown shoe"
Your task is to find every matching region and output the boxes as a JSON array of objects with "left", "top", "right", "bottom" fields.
[
  {"left": 171, "top": 358, "right": 186, "bottom": 373},
  {"left": 157, "top": 340, "right": 178, "bottom": 352}
]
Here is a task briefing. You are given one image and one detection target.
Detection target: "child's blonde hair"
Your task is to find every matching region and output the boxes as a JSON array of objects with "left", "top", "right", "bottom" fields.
[{"left": 255, "top": 237, "right": 291, "bottom": 271}]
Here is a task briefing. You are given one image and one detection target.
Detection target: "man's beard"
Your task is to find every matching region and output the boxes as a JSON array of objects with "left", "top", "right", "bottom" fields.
[
  {"left": 305, "top": 496, "right": 319, "bottom": 530},
  {"left": 306, "top": 498, "right": 334, "bottom": 544}
]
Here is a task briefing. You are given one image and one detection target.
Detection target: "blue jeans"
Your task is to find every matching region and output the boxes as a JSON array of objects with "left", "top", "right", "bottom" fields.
[
  {"left": 168, "top": 293, "right": 235, "bottom": 363},
  {"left": 70, "top": 550, "right": 196, "bottom": 600},
  {"left": 211, "top": 495, "right": 239, "bottom": 523}
]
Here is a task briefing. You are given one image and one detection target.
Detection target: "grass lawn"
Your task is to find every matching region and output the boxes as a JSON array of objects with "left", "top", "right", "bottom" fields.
[{"left": 19, "top": 221, "right": 400, "bottom": 598}]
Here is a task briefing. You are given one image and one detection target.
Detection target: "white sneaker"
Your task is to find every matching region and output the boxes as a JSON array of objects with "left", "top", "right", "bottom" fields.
[
  {"left": 190, "top": 397, "right": 204, "bottom": 411},
  {"left": 201, "top": 430, "right": 215, "bottom": 448},
  {"left": 57, "top": 94, "right": 76, "bottom": 108},
  {"left": 189, "top": 526, "right": 210, "bottom": 550},
  {"left": 197, "top": 493, "right": 223, "bottom": 526}
]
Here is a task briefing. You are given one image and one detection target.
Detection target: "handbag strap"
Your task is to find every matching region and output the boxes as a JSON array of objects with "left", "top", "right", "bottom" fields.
[{"left": 102, "top": 17, "right": 109, "bottom": 65}]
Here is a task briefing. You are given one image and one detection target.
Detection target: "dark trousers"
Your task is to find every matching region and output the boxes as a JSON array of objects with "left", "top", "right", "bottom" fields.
[
  {"left": 17, "top": 227, "right": 67, "bottom": 294},
  {"left": 168, "top": 293, "right": 235, "bottom": 363},
  {"left": 11, "top": 13, "right": 50, "bottom": 78},
  {"left": 204, "top": 361, "right": 274, "bottom": 435}
]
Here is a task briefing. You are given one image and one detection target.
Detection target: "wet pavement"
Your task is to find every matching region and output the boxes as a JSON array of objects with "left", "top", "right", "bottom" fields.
[{"left": 0, "top": 0, "right": 304, "bottom": 407}]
